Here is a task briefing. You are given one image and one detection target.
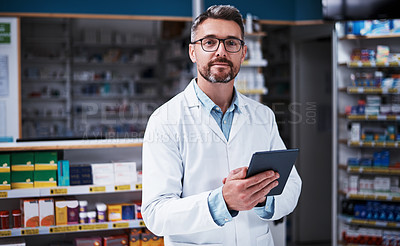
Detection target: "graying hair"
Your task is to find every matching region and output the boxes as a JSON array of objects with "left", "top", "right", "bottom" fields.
[{"left": 191, "top": 5, "right": 245, "bottom": 42}]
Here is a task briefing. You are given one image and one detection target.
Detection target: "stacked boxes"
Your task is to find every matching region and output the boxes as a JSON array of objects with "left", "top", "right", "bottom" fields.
[
  {"left": 34, "top": 152, "right": 58, "bottom": 188},
  {"left": 0, "top": 154, "right": 10, "bottom": 190},
  {"left": 11, "top": 152, "right": 34, "bottom": 189}
]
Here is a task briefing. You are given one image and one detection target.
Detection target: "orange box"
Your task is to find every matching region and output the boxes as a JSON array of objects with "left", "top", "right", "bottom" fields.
[
  {"left": 103, "top": 234, "right": 129, "bottom": 246},
  {"left": 39, "top": 198, "right": 54, "bottom": 226},
  {"left": 21, "top": 199, "right": 39, "bottom": 227},
  {"left": 130, "top": 228, "right": 142, "bottom": 246},
  {"left": 141, "top": 229, "right": 163, "bottom": 246},
  {"left": 107, "top": 204, "right": 122, "bottom": 222}
]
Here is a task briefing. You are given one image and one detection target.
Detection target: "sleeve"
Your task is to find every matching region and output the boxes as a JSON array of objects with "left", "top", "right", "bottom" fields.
[
  {"left": 207, "top": 186, "right": 234, "bottom": 226},
  {"left": 267, "top": 109, "right": 302, "bottom": 221},
  {"left": 253, "top": 196, "right": 275, "bottom": 219},
  {"left": 141, "top": 112, "right": 220, "bottom": 236}
]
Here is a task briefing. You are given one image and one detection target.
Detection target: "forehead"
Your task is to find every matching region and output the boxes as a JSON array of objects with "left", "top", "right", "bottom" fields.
[{"left": 195, "top": 18, "right": 242, "bottom": 39}]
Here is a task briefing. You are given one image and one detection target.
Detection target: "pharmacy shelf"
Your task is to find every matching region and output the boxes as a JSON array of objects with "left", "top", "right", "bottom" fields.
[
  {"left": 340, "top": 33, "right": 400, "bottom": 40},
  {"left": 346, "top": 61, "right": 400, "bottom": 68},
  {"left": 0, "top": 183, "right": 142, "bottom": 200},
  {"left": 0, "top": 219, "right": 145, "bottom": 238},
  {"left": 339, "top": 164, "right": 400, "bottom": 175},
  {"left": 342, "top": 87, "right": 399, "bottom": 94},
  {"left": 345, "top": 140, "right": 400, "bottom": 148},
  {"left": 0, "top": 138, "right": 143, "bottom": 151},
  {"left": 345, "top": 114, "right": 400, "bottom": 121},
  {"left": 339, "top": 190, "right": 400, "bottom": 202},
  {"left": 237, "top": 88, "right": 267, "bottom": 95},
  {"left": 242, "top": 59, "right": 268, "bottom": 67},
  {"left": 339, "top": 215, "right": 400, "bottom": 229}
]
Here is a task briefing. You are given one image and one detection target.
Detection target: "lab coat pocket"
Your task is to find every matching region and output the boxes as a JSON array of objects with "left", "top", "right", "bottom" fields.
[{"left": 256, "top": 228, "right": 274, "bottom": 246}]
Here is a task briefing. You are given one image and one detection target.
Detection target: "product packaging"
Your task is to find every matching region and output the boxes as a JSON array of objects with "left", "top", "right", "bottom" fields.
[
  {"left": 34, "top": 170, "right": 57, "bottom": 188},
  {"left": 96, "top": 203, "right": 107, "bottom": 222},
  {"left": 12, "top": 210, "right": 21, "bottom": 228},
  {"left": 103, "top": 234, "right": 129, "bottom": 246},
  {"left": 0, "top": 171, "right": 10, "bottom": 190},
  {"left": 91, "top": 163, "right": 114, "bottom": 185},
  {"left": 69, "top": 165, "right": 92, "bottom": 186},
  {"left": 0, "top": 211, "right": 9, "bottom": 229},
  {"left": 55, "top": 200, "right": 79, "bottom": 225},
  {"left": 21, "top": 199, "right": 39, "bottom": 227},
  {"left": 57, "top": 160, "right": 70, "bottom": 186},
  {"left": 11, "top": 171, "right": 34, "bottom": 189},
  {"left": 129, "top": 228, "right": 142, "bottom": 246},
  {"left": 86, "top": 211, "right": 96, "bottom": 223},
  {"left": 74, "top": 237, "right": 102, "bottom": 246},
  {"left": 39, "top": 198, "right": 55, "bottom": 226},
  {"left": 107, "top": 204, "right": 122, "bottom": 222},
  {"left": 113, "top": 162, "right": 137, "bottom": 184},
  {"left": 11, "top": 152, "right": 34, "bottom": 171},
  {"left": 34, "top": 152, "right": 58, "bottom": 170}
]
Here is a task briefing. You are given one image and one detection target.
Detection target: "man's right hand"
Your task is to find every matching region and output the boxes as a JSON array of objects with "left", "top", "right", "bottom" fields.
[{"left": 222, "top": 167, "right": 279, "bottom": 211}]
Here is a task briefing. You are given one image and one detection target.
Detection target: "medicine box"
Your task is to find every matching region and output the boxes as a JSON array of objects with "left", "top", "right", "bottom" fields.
[
  {"left": 0, "top": 154, "right": 10, "bottom": 168},
  {"left": 11, "top": 171, "right": 34, "bottom": 189},
  {"left": 91, "top": 163, "right": 114, "bottom": 185},
  {"left": 55, "top": 200, "right": 79, "bottom": 225},
  {"left": 107, "top": 204, "right": 122, "bottom": 222},
  {"left": 34, "top": 170, "right": 57, "bottom": 188},
  {"left": 74, "top": 237, "right": 102, "bottom": 246},
  {"left": 141, "top": 229, "right": 164, "bottom": 246},
  {"left": 103, "top": 234, "right": 129, "bottom": 246},
  {"left": 21, "top": 199, "right": 39, "bottom": 228},
  {"left": 57, "top": 160, "right": 70, "bottom": 186},
  {"left": 130, "top": 228, "right": 141, "bottom": 246},
  {"left": 69, "top": 165, "right": 92, "bottom": 186},
  {"left": 113, "top": 162, "right": 137, "bottom": 184},
  {"left": 0, "top": 172, "right": 10, "bottom": 190},
  {"left": 34, "top": 151, "right": 57, "bottom": 165},
  {"left": 39, "top": 198, "right": 55, "bottom": 226},
  {"left": 11, "top": 152, "right": 34, "bottom": 171}
]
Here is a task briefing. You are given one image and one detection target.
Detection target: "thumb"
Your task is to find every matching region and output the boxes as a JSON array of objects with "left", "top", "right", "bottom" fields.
[{"left": 227, "top": 167, "right": 248, "bottom": 181}]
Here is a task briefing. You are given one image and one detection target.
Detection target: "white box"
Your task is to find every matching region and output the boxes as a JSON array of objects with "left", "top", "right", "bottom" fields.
[
  {"left": 348, "top": 175, "right": 359, "bottom": 194},
  {"left": 91, "top": 163, "right": 115, "bottom": 185},
  {"left": 113, "top": 162, "right": 137, "bottom": 184},
  {"left": 21, "top": 199, "right": 39, "bottom": 228},
  {"left": 39, "top": 198, "right": 54, "bottom": 226},
  {"left": 350, "top": 123, "right": 361, "bottom": 142}
]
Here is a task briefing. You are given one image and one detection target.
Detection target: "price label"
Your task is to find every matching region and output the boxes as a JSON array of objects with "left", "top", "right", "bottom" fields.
[
  {"left": 21, "top": 229, "right": 39, "bottom": 235},
  {"left": 351, "top": 219, "right": 365, "bottom": 224},
  {"left": 50, "top": 188, "right": 68, "bottom": 195},
  {"left": 387, "top": 222, "right": 397, "bottom": 227},
  {"left": 377, "top": 195, "right": 388, "bottom": 200},
  {"left": 0, "top": 230, "right": 11, "bottom": 237},
  {"left": 112, "top": 222, "right": 129, "bottom": 228},
  {"left": 0, "top": 192, "right": 7, "bottom": 198},
  {"left": 392, "top": 196, "right": 400, "bottom": 202},
  {"left": 79, "top": 223, "right": 108, "bottom": 231},
  {"left": 387, "top": 115, "right": 397, "bottom": 121},
  {"left": 139, "top": 220, "right": 146, "bottom": 227},
  {"left": 49, "top": 225, "right": 79, "bottom": 233},
  {"left": 135, "top": 184, "right": 142, "bottom": 190},
  {"left": 89, "top": 186, "right": 105, "bottom": 193},
  {"left": 115, "top": 184, "right": 131, "bottom": 191}
]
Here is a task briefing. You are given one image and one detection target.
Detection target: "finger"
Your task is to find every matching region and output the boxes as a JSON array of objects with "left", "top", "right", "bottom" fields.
[
  {"left": 226, "top": 167, "right": 248, "bottom": 181},
  {"left": 244, "top": 170, "right": 276, "bottom": 188},
  {"left": 247, "top": 176, "right": 279, "bottom": 197},
  {"left": 222, "top": 178, "right": 227, "bottom": 184},
  {"left": 249, "top": 180, "right": 279, "bottom": 205}
]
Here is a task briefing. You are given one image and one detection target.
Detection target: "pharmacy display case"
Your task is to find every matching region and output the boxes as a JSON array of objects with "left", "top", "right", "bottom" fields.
[
  {"left": 333, "top": 21, "right": 400, "bottom": 246},
  {"left": 0, "top": 139, "right": 146, "bottom": 245}
]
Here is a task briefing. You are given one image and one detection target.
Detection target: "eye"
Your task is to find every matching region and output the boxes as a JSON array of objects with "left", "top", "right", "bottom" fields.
[
  {"left": 203, "top": 38, "right": 217, "bottom": 46},
  {"left": 226, "top": 39, "right": 239, "bottom": 46}
]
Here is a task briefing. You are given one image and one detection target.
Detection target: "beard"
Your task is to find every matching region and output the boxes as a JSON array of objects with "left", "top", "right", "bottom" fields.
[{"left": 198, "top": 57, "right": 240, "bottom": 84}]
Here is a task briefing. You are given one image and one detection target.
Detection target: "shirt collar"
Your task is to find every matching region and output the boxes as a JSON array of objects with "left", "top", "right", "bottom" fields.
[{"left": 193, "top": 79, "right": 240, "bottom": 114}]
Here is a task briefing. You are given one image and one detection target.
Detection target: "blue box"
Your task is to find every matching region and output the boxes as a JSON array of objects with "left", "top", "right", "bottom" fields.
[
  {"left": 57, "top": 160, "right": 70, "bottom": 186},
  {"left": 69, "top": 165, "right": 92, "bottom": 186},
  {"left": 347, "top": 158, "right": 360, "bottom": 166}
]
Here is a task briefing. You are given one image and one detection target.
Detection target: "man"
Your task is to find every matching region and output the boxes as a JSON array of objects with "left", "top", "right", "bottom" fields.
[{"left": 142, "top": 5, "right": 302, "bottom": 246}]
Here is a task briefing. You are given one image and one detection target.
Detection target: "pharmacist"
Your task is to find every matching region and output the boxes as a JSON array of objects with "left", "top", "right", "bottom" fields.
[{"left": 142, "top": 5, "right": 302, "bottom": 246}]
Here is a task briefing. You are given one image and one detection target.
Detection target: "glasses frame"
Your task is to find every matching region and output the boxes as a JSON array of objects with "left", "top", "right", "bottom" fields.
[{"left": 191, "top": 37, "right": 245, "bottom": 53}]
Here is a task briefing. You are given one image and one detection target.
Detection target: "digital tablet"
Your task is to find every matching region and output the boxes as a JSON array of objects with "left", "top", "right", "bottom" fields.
[{"left": 245, "top": 149, "right": 299, "bottom": 196}]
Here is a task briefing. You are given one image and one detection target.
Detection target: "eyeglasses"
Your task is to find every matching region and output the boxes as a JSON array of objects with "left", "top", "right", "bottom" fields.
[{"left": 191, "top": 37, "right": 245, "bottom": 53}]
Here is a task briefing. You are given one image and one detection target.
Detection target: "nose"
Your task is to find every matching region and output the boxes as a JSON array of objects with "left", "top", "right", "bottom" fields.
[{"left": 215, "top": 40, "right": 227, "bottom": 57}]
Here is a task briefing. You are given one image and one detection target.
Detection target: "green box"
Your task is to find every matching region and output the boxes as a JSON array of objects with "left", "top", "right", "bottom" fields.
[
  {"left": 0, "top": 154, "right": 10, "bottom": 168},
  {"left": 11, "top": 170, "right": 34, "bottom": 183},
  {"left": 34, "top": 170, "right": 57, "bottom": 182},
  {"left": 0, "top": 172, "right": 10, "bottom": 185},
  {"left": 11, "top": 152, "right": 34, "bottom": 165},
  {"left": 34, "top": 152, "right": 58, "bottom": 164}
]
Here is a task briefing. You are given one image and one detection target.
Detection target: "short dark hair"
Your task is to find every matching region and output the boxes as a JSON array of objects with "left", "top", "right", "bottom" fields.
[{"left": 191, "top": 5, "right": 245, "bottom": 42}]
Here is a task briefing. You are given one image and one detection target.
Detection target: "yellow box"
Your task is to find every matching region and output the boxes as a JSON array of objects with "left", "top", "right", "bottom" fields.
[
  {"left": 107, "top": 204, "right": 122, "bottom": 222},
  {"left": 39, "top": 198, "right": 55, "bottom": 226},
  {"left": 21, "top": 199, "right": 39, "bottom": 227},
  {"left": 55, "top": 200, "right": 79, "bottom": 225}
]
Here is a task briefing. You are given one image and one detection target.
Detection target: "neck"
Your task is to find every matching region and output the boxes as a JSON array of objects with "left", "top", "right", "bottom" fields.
[{"left": 197, "top": 76, "right": 234, "bottom": 113}]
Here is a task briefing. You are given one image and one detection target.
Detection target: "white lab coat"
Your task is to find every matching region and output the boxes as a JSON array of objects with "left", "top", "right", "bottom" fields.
[{"left": 142, "top": 79, "right": 302, "bottom": 246}]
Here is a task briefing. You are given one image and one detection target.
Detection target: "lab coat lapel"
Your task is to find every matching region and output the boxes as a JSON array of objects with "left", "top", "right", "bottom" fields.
[
  {"left": 229, "top": 94, "right": 249, "bottom": 142},
  {"left": 183, "top": 80, "right": 227, "bottom": 144}
]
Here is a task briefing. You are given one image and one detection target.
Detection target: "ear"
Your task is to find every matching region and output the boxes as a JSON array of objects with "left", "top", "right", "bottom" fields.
[
  {"left": 240, "top": 45, "right": 247, "bottom": 64},
  {"left": 189, "top": 44, "right": 197, "bottom": 63}
]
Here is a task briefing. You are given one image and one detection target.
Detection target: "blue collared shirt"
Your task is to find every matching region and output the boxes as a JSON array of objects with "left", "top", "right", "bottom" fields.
[{"left": 193, "top": 81, "right": 275, "bottom": 226}]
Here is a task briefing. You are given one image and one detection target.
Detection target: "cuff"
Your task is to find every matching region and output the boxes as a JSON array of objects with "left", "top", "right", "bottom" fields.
[
  {"left": 253, "top": 196, "right": 275, "bottom": 219},
  {"left": 207, "top": 186, "right": 236, "bottom": 226}
]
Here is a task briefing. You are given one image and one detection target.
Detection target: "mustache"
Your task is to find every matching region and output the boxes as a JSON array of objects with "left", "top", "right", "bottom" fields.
[{"left": 208, "top": 58, "right": 233, "bottom": 67}]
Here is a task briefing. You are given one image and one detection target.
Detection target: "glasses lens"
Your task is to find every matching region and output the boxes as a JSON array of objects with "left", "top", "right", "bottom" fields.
[
  {"left": 224, "top": 39, "right": 242, "bottom": 52},
  {"left": 201, "top": 38, "right": 219, "bottom": 52}
]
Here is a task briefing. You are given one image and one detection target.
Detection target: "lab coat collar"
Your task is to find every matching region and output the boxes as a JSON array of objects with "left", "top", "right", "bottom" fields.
[{"left": 184, "top": 78, "right": 250, "bottom": 143}]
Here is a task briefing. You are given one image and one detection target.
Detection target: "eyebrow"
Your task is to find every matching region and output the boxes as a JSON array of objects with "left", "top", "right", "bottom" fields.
[{"left": 201, "top": 34, "right": 242, "bottom": 40}]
